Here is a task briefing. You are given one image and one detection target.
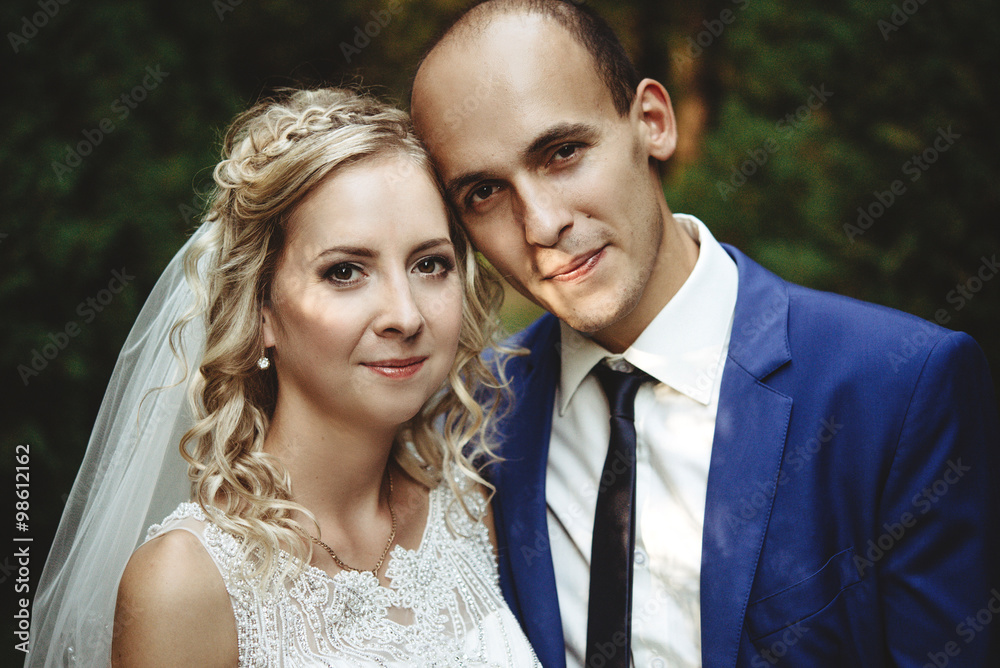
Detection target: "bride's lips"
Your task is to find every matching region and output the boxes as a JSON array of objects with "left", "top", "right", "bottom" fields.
[
  {"left": 362, "top": 356, "right": 428, "bottom": 379},
  {"left": 544, "top": 246, "right": 607, "bottom": 282}
]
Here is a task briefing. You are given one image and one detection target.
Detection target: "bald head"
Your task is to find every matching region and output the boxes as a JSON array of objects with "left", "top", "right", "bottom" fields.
[
  {"left": 413, "top": 0, "right": 638, "bottom": 118},
  {"left": 411, "top": 11, "right": 626, "bottom": 195}
]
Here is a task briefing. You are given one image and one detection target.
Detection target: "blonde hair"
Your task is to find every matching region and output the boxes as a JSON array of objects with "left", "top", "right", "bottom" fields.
[{"left": 173, "top": 88, "right": 508, "bottom": 584}]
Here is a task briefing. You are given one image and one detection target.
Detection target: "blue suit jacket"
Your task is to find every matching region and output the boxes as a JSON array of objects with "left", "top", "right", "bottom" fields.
[{"left": 489, "top": 245, "right": 1000, "bottom": 667}]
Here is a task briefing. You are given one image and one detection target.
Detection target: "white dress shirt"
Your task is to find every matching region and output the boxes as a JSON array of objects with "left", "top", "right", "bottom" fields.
[{"left": 546, "top": 214, "right": 738, "bottom": 668}]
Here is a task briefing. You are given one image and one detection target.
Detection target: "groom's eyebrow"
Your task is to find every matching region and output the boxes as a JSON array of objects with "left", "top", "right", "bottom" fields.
[
  {"left": 444, "top": 122, "right": 600, "bottom": 204},
  {"left": 522, "top": 122, "right": 600, "bottom": 161}
]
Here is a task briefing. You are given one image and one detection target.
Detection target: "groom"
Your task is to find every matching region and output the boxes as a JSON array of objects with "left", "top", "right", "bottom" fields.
[{"left": 411, "top": 1, "right": 1000, "bottom": 666}]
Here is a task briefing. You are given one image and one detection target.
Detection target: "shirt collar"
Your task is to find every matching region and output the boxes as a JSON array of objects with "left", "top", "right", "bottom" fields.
[{"left": 557, "top": 214, "right": 739, "bottom": 413}]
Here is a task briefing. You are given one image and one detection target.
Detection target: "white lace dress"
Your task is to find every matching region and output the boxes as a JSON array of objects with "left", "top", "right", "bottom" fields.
[{"left": 145, "top": 484, "right": 540, "bottom": 667}]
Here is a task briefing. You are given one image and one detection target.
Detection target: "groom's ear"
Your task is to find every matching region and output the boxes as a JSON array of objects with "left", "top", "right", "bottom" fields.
[{"left": 633, "top": 78, "right": 677, "bottom": 162}]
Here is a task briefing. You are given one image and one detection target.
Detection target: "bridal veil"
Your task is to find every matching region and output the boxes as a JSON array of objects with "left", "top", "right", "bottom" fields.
[{"left": 26, "top": 223, "right": 209, "bottom": 667}]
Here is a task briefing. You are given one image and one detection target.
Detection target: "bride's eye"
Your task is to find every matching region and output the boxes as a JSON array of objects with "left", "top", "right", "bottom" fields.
[
  {"left": 325, "top": 263, "right": 363, "bottom": 284},
  {"left": 414, "top": 256, "right": 453, "bottom": 276}
]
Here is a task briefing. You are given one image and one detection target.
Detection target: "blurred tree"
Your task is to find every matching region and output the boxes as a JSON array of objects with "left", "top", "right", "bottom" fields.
[{"left": 664, "top": 0, "right": 999, "bottom": 374}]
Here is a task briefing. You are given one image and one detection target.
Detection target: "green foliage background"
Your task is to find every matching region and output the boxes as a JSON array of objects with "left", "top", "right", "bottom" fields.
[{"left": 1, "top": 0, "right": 997, "bottom": 658}]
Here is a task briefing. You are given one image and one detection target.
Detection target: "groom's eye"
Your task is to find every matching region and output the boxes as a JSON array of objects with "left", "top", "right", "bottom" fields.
[
  {"left": 554, "top": 144, "right": 577, "bottom": 160},
  {"left": 547, "top": 143, "right": 583, "bottom": 167},
  {"left": 469, "top": 183, "right": 501, "bottom": 206}
]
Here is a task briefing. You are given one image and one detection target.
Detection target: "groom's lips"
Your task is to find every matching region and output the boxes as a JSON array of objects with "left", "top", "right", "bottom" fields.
[{"left": 544, "top": 246, "right": 607, "bottom": 282}]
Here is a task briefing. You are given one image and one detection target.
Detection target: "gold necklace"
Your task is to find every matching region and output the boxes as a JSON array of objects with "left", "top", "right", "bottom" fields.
[{"left": 311, "top": 469, "right": 397, "bottom": 577}]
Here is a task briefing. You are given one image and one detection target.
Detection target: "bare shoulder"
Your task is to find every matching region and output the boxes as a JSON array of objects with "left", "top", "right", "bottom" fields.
[{"left": 113, "top": 528, "right": 238, "bottom": 667}]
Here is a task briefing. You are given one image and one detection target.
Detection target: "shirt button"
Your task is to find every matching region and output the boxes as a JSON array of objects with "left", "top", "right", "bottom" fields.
[{"left": 634, "top": 547, "right": 648, "bottom": 566}]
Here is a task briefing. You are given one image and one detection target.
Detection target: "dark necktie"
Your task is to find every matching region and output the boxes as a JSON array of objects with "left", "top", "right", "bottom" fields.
[{"left": 585, "top": 363, "right": 650, "bottom": 668}]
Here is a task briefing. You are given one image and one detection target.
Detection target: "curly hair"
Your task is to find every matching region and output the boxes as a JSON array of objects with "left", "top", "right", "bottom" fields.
[{"left": 172, "top": 87, "right": 509, "bottom": 585}]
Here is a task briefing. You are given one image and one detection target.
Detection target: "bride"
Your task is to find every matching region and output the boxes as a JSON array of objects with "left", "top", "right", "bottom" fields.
[{"left": 27, "top": 88, "right": 539, "bottom": 666}]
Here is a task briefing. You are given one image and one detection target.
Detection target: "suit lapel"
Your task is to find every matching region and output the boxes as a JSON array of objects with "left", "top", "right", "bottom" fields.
[
  {"left": 493, "top": 316, "right": 566, "bottom": 668},
  {"left": 701, "top": 246, "right": 793, "bottom": 667}
]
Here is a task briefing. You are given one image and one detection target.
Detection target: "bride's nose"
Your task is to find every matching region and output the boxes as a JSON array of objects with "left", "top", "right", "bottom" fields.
[{"left": 372, "top": 274, "right": 424, "bottom": 339}]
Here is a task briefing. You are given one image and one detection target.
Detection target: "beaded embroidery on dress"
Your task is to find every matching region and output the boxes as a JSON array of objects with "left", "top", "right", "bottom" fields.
[{"left": 145, "top": 482, "right": 540, "bottom": 667}]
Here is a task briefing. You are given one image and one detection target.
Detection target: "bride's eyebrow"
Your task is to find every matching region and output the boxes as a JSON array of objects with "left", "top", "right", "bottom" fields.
[
  {"left": 410, "top": 237, "right": 453, "bottom": 254},
  {"left": 315, "top": 246, "right": 377, "bottom": 260},
  {"left": 314, "top": 238, "right": 452, "bottom": 262}
]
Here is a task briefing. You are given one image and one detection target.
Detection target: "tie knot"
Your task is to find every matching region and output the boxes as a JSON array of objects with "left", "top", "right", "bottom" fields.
[{"left": 591, "top": 363, "right": 651, "bottom": 421}]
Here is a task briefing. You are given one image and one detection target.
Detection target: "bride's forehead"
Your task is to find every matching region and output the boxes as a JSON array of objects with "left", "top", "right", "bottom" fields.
[{"left": 287, "top": 160, "right": 442, "bottom": 227}]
